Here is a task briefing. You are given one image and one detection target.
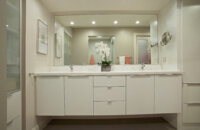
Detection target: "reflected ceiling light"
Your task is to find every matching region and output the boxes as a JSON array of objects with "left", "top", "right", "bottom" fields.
[
  {"left": 92, "top": 21, "right": 96, "bottom": 24},
  {"left": 6, "top": 25, "right": 9, "bottom": 27},
  {"left": 114, "top": 20, "right": 118, "bottom": 24},
  {"left": 136, "top": 20, "right": 140, "bottom": 24},
  {"left": 70, "top": 21, "right": 74, "bottom": 25},
  {"left": 154, "top": 21, "right": 158, "bottom": 25}
]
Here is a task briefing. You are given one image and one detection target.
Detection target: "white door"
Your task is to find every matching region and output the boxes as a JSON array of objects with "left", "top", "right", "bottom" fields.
[
  {"left": 36, "top": 77, "right": 65, "bottom": 115},
  {"left": 136, "top": 37, "right": 151, "bottom": 64},
  {"left": 65, "top": 76, "right": 93, "bottom": 115},
  {"left": 155, "top": 75, "right": 182, "bottom": 113},
  {"left": 127, "top": 75, "right": 154, "bottom": 115}
]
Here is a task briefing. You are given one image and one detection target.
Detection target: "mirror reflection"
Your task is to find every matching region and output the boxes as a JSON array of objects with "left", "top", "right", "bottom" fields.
[{"left": 54, "top": 14, "right": 159, "bottom": 65}]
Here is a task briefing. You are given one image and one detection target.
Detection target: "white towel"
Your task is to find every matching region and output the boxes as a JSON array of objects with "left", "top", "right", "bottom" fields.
[{"left": 119, "top": 56, "right": 125, "bottom": 65}]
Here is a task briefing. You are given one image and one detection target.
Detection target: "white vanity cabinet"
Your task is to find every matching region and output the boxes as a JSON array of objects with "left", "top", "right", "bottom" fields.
[
  {"left": 127, "top": 75, "right": 155, "bottom": 115},
  {"left": 65, "top": 76, "right": 93, "bottom": 115},
  {"left": 35, "top": 73, "right": 182, "bottom": 116},
  {"left": 155, "top": 75, "right": 182, "bottom": 113},
  {"left": 36, "top": 77, "right": 65, "bottom": 115},
  {"left": 93, "top": 76, "right": 126, "bottom": 115}
]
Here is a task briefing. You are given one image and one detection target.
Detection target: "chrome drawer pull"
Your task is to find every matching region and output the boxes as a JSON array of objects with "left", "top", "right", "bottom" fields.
[
  {"left": 107, "top": 86, "right": 112, "bottom": 89},
  {"left": 107, "top": 100, "right": 112, "bottom": 104}
]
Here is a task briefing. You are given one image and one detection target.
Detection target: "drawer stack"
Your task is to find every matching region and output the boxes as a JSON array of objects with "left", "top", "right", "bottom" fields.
[
  {"left": 183, "top": 84, "right": 200, "bottom": 123},
  {"left": 93, "top": 76, "right": 126, "bottom": 115}
]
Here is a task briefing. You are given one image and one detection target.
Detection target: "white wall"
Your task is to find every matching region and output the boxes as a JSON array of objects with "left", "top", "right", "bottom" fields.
[
  {"left": 25, "top": 0, "right": 54, "bottom": 129},
  {"left": 158, "top": 0, "right": 178, "bottom": 69}
]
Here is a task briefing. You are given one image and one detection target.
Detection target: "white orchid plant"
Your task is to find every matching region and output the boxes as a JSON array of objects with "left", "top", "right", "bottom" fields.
[{"left": 95, "top": 42, "right": 112, "bottom": 66}]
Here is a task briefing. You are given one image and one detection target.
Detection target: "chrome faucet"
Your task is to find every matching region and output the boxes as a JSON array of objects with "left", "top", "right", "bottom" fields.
[
  {"left": 69, "top": 64, "right": 73, "bottom": 71},
  {"left": 141, "top": 63, "right": 145, "bottom": 70}
]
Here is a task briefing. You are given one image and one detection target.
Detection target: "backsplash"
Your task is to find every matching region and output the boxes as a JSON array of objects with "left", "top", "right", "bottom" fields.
[{"left": 48, "top": 65, "right": 170, "bottom": 72}]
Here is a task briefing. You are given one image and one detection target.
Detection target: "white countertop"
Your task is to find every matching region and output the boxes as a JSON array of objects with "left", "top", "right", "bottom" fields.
[{"left": 30, "top": 70, "right": 183, "bottom": 77}]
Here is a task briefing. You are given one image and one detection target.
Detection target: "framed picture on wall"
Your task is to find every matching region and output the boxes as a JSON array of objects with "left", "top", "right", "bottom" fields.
[
  {"left": 37, "top": 19, "right": 48, "bottom": 55},
  {"left": 55, "top": 33, "right": 62, "bottom": 58}
]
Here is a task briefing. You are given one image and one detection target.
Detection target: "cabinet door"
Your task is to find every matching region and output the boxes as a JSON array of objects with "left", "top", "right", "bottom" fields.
[
  {"left": 65, "top": 76, "right": 93, "bottom": 115},
  {"left": 182, "top": 2, "right": 200, "bottom": 83},
  {"left": 127, "top": 75, "right": 154, "bottom": 115},
  {"left": 155, "top": 75, "right": 182, "bottom": 113},
  {"left": 36, "top": 77, "right": 65, "bottom": 115}
]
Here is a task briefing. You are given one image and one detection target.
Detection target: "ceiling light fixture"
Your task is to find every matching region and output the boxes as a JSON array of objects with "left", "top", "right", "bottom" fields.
[
  {"left": 114, "top": 20, "right": 118, "bottom": 24},
  {"left": 92, "top": 21, "right": 96, "bottom": 25},
  {"left": 136, "top": 20, "right": 140, "bottom": 24},
  {"left": 70, "top": 21, "right": 74, "bottom": 25}
]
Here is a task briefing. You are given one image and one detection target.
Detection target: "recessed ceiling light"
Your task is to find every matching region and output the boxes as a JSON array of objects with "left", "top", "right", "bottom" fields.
[
  {"left": 6, "top": 25, "right": 9, "bottom": 27},
  {"left": 70, "top": 21, "right": 74, "bottom": 25},
  {"left": 136, "top": 20, "right": 140, "bottom": 24},
  {"left": 92, "top": 21, "right": 96, "bottom": 25},
  {"left": 114, "top": 20, "right": 118, "bottom": 24}
]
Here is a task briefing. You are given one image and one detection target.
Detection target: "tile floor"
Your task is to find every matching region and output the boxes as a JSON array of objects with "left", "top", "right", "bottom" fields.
[{"left": 44, "top": 117, "right": 176, "bottom": 130}]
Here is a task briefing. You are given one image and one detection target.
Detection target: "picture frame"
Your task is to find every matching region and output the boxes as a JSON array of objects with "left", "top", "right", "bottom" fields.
[
  {"left": 37, "top": 19, "right": 48, "bottom": 55},
  {"left": 55, "top": 33, "right": 62, "bottom": 58}
]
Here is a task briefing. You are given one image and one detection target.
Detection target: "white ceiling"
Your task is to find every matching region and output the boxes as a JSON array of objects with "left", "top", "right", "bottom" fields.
[
  {"left": 55, "top": 14, "right": 157, "bottom": 28},
  {"left": 40, "top": 0, "right": 171, "bottom": 14}
]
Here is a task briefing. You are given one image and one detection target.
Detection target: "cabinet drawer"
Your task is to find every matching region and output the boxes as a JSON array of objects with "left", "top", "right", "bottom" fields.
[
  {"left": 183, "top": 84, "right": 200, "bottom": 103},
  {"left": 155, "top": 75, "right": 182, "bottom": 113},
  {"left": 183, "top": 104, "right": 200, "bottom": 123},
  {"left": 94, "top": 87, "right": 125, "bottom": 101},
  {"left": 94, "top": 76, "right": 125, "bottom": 87},
  {"left": 94, "top": 101, "right": 125, "bottom": 115}
]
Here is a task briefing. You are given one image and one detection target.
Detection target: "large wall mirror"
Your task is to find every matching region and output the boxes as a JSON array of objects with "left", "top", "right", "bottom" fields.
[{"left": 54, "top": 14, "right": 159, "bottom": 65}]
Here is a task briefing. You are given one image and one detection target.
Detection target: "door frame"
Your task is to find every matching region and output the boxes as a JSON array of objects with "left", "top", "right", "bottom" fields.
[
  {"left": 0, "top": 0, "right": 7, "bottom": 129},
  {"left": 133, "top": 33, "right": 150, "bottom": 64}
]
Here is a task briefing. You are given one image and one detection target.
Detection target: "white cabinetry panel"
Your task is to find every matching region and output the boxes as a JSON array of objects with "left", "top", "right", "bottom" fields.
[
  {"left": 94, "top": 87, "right": 125, "bottom": 101},
  {"left": 65, "top": 76, "right": 93, "bottom": 115},
  {"left": 183, "top": 104, "right": 200, "bottom": 123},
  {"left": 127, "top": 75, "right": 154, "bottom": 115},
  {"left": 36, "top": 77, "right": 65, "bottom": 115},
  {"left": 183, "top": 84, "right": 200, "bottom": 103},
  {"left": 155, "top": 75, "right": 182, "bottom": 113},
  {"left": 182, "top": 2, "right": 200, "bottom": 83},
  {"left": 183, "top": 84, "right": 200, "bottom": 123},
  {"left": 94, "top": 101, "right": 125, "bottom": 115},
  {"left": 94, "top": 76, "right": 125, "bottom": 87}
]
